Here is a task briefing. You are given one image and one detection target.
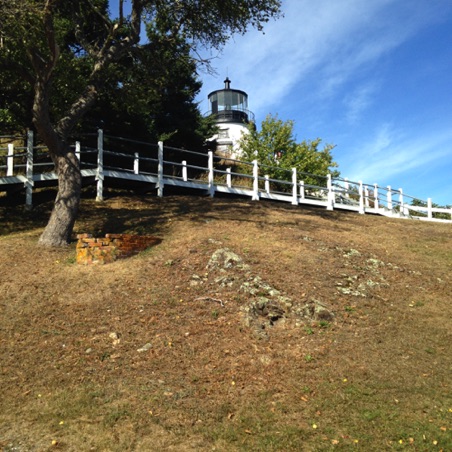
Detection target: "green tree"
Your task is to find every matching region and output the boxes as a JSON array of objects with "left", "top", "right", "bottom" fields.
[
  {"left": 239, "top": 114, "right": 339, "bottom": 187},
  {"left": 0, "top": 73, "right": 33, "bottom": 133},
  {"left": 0, "top": 0, "right": 281, "bottom": 246},
  {"left": 0, "top": 2, "right": 215, "bottom": 150},
  {"left": 77, "top": 24, "right": 216, "bottom": 150}
]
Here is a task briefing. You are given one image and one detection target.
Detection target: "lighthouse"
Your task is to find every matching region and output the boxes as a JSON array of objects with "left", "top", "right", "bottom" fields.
[{"left": 207, "top": 77, "right": 255, "bottom": 160}]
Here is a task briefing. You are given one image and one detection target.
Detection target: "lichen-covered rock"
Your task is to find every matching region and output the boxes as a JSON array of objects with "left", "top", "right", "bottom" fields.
[
  {"left": 240, "top": 275, "right": 277, "bottom": 296},
  {"left": 204, "top": 247, "right": 335, "bottom": 335},
  {"left": 206, "top": 248, "right": 250, "bottom": 272},
  {"left": 295, "top": 300, "right": 335, "bottom": 322}
]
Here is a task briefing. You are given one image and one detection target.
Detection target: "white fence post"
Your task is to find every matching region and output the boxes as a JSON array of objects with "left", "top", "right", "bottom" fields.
[
  {"left": 75, "top": 141, "right": 81, "bottom": 162},
  {"left": 265, "top": 175, "right": 270, "bottom": 194},
  {"left": 182, "top": 160, "right": 187, "bottom": 182},
  {"left": 399, "top": 188, "right": 404, "bottom": 216},
  {"left": 373, "top": 184, "right": 379, "bottom": 210},
  {"left": 252, "top": 160, "right": 259, "bottom": 201},
  {"left": 7, "top": 144, "right": 14, "bottom": 176},
  {"left": 96, "top": 129, "right": 104, "bottom": 201},
  {"left": 299, "top": 180, "right": 305, "bottom": 199},
  {"left": 226, "top": 167, "right": 232, "bottom": 188},
  {"left": 427, "top": 198, "right": 433, "bottom": 220},
  {"left": 358, "top": 181, "right": 365, "bottom": 214},
  {"left": 327, "top": 173, "right": 333, "bottom": 210},
  {"left": 134, "top": 152, "right": 139, "bottom": 174},
  {"left": 208, "top": 151, "right": 214, "bottom": 197},
  {"left": 25, "top": 130, "right": 34, "bottom": 209},
  {"left": 158, "top": 141, "right": 164, "bottom": 197},
  {"left": 344, "top": 178, "right": 350, "bottom": 198},
  {"left": 292, "top": 168, "right": 298, "bottom": 205},
  {"left": 364, "top": 186, "right": 370, "bottom": 208},
  {"left": 387, "top": 186, "right": 392, "bottom": 211}
]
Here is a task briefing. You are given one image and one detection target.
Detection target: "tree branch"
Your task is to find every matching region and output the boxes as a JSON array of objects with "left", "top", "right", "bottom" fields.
[
  {"left": 42, "top": 0, "right": 60, "bottom": 80},
  {"left": 57, "top": 0, "right": 144, "bottom": 136}
]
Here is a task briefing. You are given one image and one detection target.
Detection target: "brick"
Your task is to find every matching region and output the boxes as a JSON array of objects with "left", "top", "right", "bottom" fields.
[
  {"left": 76, "top": 233, "right": 162, "bottom": 265},
  {"left": 77, "top": 233, "right": 93, "bottom": 239}
]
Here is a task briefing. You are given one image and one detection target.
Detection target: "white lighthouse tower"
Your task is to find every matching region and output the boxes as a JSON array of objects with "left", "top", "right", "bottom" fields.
[{"left": 207, "top": 77, "right": 254, "bottom": 160}]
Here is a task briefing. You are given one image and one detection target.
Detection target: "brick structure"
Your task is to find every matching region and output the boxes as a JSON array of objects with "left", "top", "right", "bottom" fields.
[{"left": 76, "top": 233, "right": 162, "bottom": 265}]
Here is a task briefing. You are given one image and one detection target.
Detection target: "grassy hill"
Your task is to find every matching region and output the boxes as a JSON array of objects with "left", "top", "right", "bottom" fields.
[{"left": 1, "top": 192, "right": 451, "bottom": 451}]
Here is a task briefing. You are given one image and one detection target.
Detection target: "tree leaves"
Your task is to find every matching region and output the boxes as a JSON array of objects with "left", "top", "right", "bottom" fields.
[{"left": 239, "top": 114, "right": 339, "bottom": 185}]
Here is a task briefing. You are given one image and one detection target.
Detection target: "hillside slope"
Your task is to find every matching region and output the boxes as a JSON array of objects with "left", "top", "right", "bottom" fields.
[{"left": 1, "top": 194, "right": 451, "bottom": 451}]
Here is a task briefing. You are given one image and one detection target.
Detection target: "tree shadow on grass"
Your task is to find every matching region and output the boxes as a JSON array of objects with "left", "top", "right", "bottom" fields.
[
  {"left": 0, "top": 186, "right": 348, "bottom": 239},
  {"left": 74, "top": 189, "right": 347, "bottom": 240}
]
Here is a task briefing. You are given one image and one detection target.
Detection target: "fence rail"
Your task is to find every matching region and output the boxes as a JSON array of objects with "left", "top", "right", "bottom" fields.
[{"left": 1, "top": 130, "right": 451, "bottom": 222}]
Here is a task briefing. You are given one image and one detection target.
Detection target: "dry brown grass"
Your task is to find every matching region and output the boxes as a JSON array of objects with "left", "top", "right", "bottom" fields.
[{"left": 1, "top": 190, "right": 451, "bottom": 451}]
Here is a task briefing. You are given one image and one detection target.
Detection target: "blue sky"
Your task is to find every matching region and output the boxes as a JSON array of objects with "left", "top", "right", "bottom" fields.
[{"left": 196, "top": 0, "right": 452, "bottom": 206}]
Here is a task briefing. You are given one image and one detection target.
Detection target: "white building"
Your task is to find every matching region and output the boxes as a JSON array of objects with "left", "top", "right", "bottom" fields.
[{"left": 206, "top": 78, "right": 255, "bottom": 161}]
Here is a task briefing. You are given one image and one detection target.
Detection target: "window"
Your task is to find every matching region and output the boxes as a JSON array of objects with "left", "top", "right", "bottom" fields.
[{"left": 218, "top": 129, "right": 229, "bottom": 138}]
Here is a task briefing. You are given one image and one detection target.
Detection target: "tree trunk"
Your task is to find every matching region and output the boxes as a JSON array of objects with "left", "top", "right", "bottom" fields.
[
  {"left": 25, "top": 0, "right": 144, "bottom": 246},
  {"left": 31, "top": 56, "right": 83, "bottom": 247},
  {"left": 38, "top": 150, "right": 81, "bottom": 246}
]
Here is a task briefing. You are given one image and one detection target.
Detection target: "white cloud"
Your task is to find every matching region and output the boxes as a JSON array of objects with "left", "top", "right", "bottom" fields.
[
  {"left": 343, "top": 82, "right": 379, "bottom": 124},
  {"left": 346, "top": 125, "right": 452, "bottom": 185},
  {"left": 199, "top": 0, "right": 451, "bottom": 115}
]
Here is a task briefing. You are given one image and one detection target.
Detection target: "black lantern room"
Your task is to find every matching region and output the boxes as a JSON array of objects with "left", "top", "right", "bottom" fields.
[{"left": 207, "top": 78, "right": 255, "bottom": 124}]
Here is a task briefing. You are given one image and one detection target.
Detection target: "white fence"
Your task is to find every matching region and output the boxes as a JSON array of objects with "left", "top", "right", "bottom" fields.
[{"left": 1, "top": 130, "right": 451, "bottom": 222}]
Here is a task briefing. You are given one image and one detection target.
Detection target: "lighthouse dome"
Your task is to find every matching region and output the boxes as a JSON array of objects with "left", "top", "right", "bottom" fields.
[{"left": 207, "top": 77, "right": 255, "bottom": 124}]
